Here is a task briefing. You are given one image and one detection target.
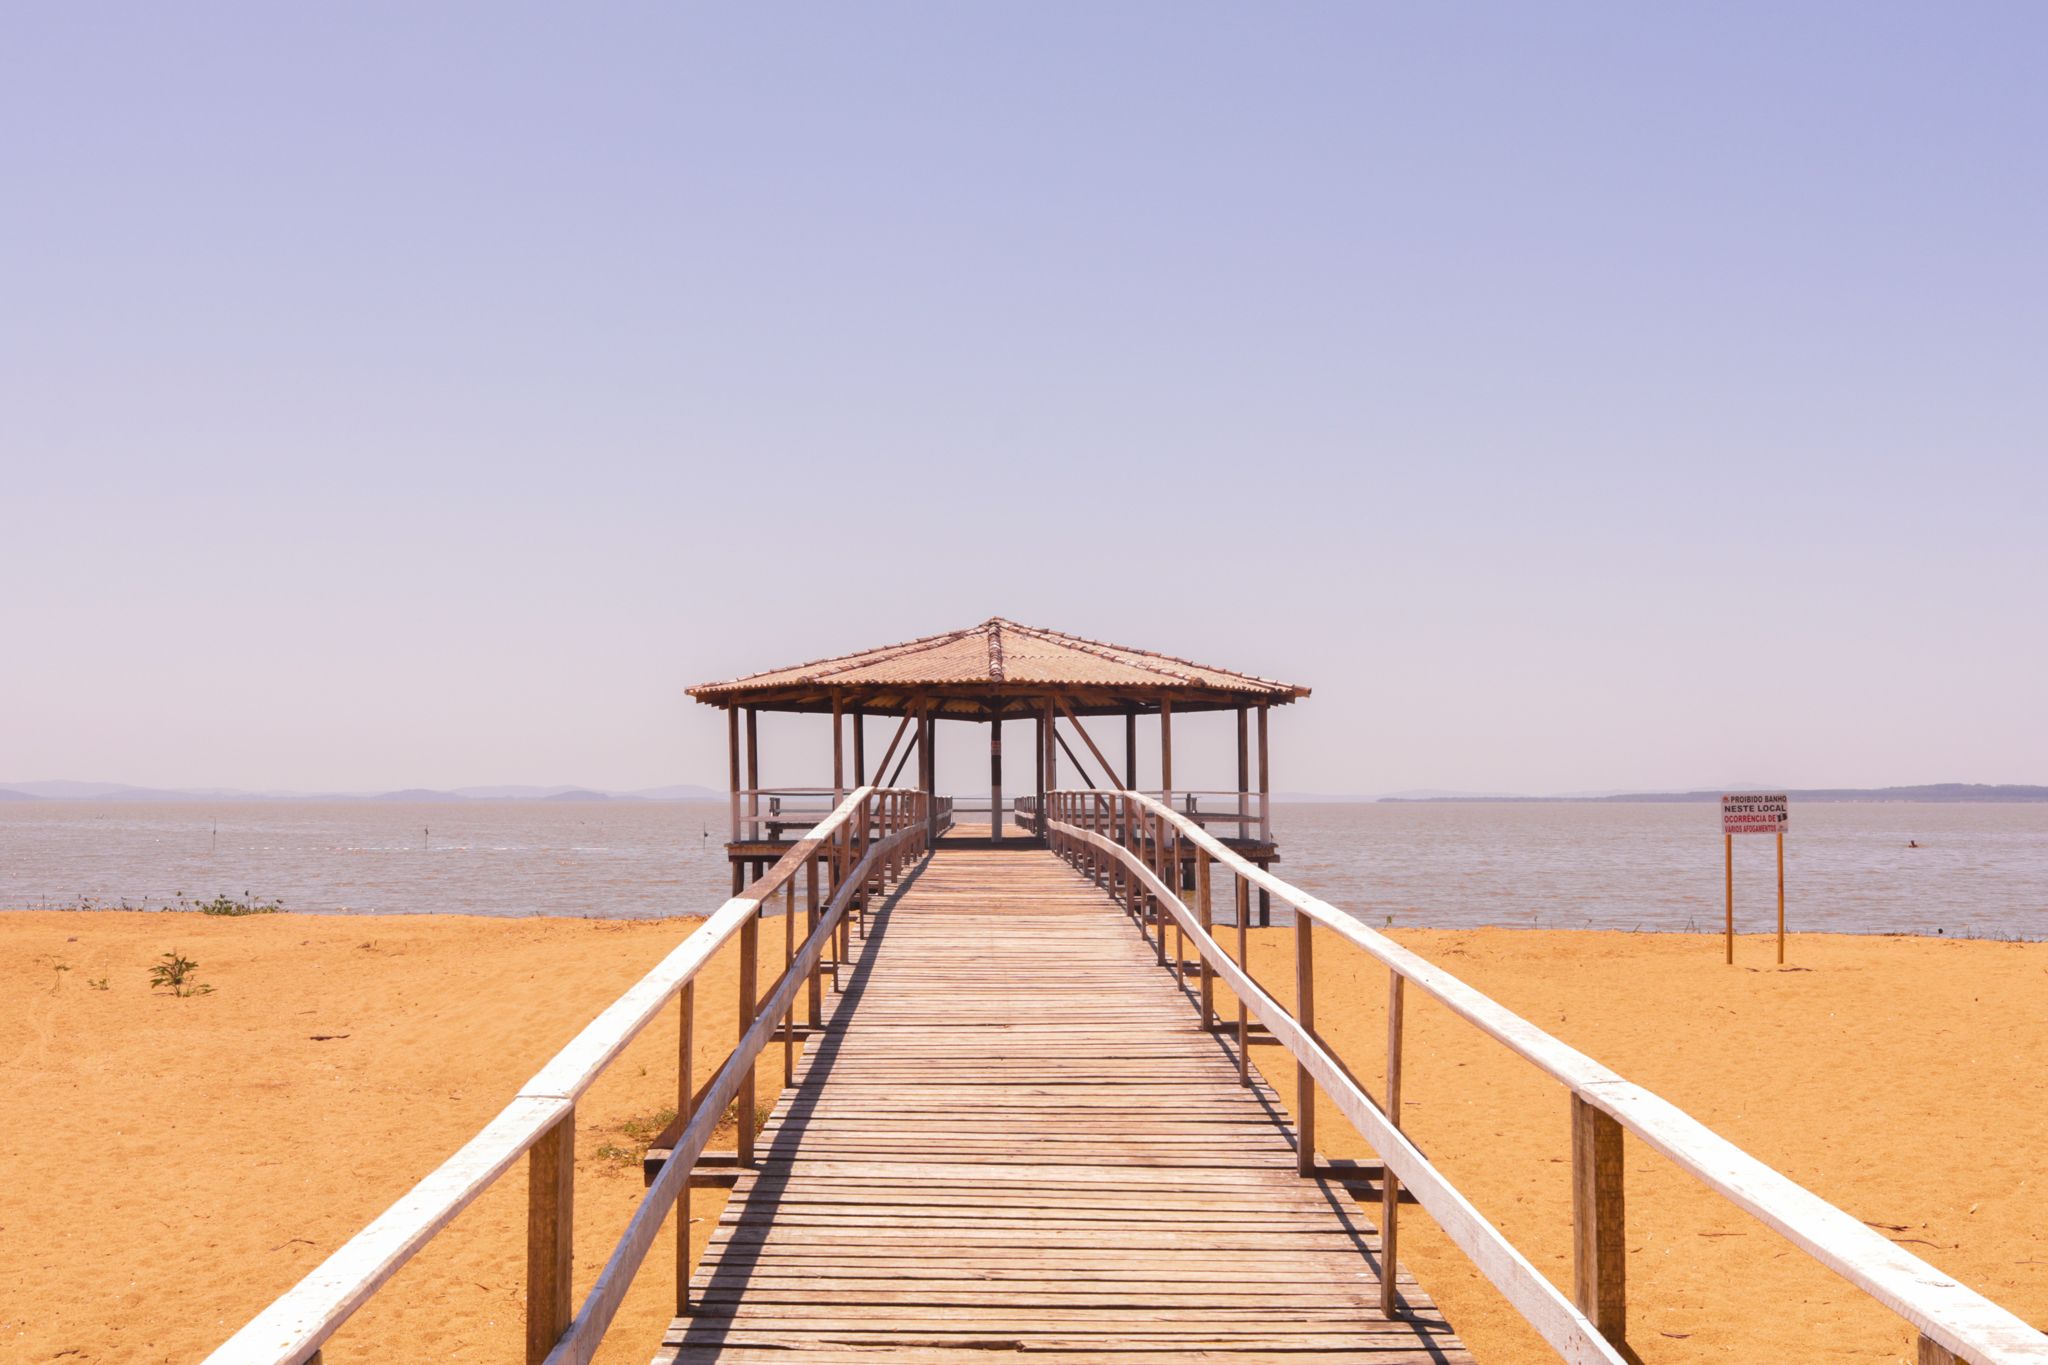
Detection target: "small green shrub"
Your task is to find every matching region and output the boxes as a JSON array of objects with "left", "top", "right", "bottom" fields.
[
  {"left": 181, "top": 892, "right": 282, "bottom": 917},
  {"left": 149, "top": 951, "right": 212, "bottom": 997}
]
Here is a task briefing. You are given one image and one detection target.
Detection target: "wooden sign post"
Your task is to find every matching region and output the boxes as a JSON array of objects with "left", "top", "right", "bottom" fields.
[{"left": 1720, "top": 793, "right": 1789, "bottom": 964}]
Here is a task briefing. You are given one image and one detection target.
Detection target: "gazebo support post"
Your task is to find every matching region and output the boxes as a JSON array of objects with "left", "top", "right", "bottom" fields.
[
  {"left": 1160, "top": 700, "right": 1173, "bottom": 807},
  {"left": 727, "top": 707, "right": 743, "bottom": 894},
  {"left": 831, "top": 698, "right": 844, "bottom": 801},
  {"left": 1035, "top": 706, "right": 1048, "bottom": 844},
  {"left": 1237, "top": 705, "right": 1250, "bottom": 844},
  {"left": 1258, "top": 701, "right": 1271, "bottom": 844},
  {"left": 1124, "top": 711, "right": 1137, "bottom": 790},
  {"left": 921, "top": 712, "right": 937, "bottom": 847},
  {"left": 989, "top": 718, "right": 1002, "bottom": 844},
  {"left": 853, "top": 707, "right": 865, "bottom": 786},
  {"left": 1258, "top": 701, "right": 1272, "bottom": 925}
]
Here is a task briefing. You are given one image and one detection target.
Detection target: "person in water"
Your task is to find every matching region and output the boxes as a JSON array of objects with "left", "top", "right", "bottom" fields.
[{"left": 1908, "top": 839, "right": 1921, "bottom": 848}]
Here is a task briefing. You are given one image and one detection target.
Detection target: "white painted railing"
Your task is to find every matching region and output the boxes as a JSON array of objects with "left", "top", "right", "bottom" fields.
[
  {"left": 1044, "top": 788, "right": 2048, "bottom": 1365},
  {"left": 205, "top": 786, "right": 932, "bottom": 1365}
]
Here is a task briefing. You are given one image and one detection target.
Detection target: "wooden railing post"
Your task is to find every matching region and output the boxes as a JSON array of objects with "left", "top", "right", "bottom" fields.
[
  {"left": 782, "top": 879, "right": 797, "bottom": 1085},
  {"left": 1196, "top": 849, "right": 1214, "bottom": 1029},
  {"left": 1235, "top": 875, "right": 1250, "bottom": 1085},
  {"left": 1381, "top": 970, "right": 1404, "bottom": 1318},
  {"left": 1168, "top": 822, "right": 1186, "bottom": 989},
  {"left": 805, "top": 855, "right": 822, "bottom": 1026},
  {"left": 675, "top": 981, "right": 695, "bottom": 1313},
  {"left": 1571, "top": 1093, "right": 1626, "bottom": 1346},
  {"left": 1132, "top": 805, "right": 1147, "bottom": 928},
  {"left": 1151, "top": 813, "right": 1168, "bottom": 965},
  {"left": 836, "top": 822, "right": 852, "bottom": 971},
  {"left": 1294, "top": 913, "right": 1315, "bottom": 1176},
  {"left": 738, "top": 912, "right": 758, "bottom": 1168},
  {"left": 856, "top": 801, "right": 873, "bottom": 934},
  {"left": 526, "top": 1107, "right": 574, "bottom": 1365}
]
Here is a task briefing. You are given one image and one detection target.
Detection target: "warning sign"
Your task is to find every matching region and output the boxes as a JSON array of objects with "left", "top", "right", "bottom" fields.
[{"left": 1721, "top": 793, "right": 1789, "bottom": 836}]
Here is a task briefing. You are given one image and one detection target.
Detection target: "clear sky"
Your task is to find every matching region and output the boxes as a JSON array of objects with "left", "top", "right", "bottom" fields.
[{"left": 4, "top": 4, "right": 2043, "bottom": 797}]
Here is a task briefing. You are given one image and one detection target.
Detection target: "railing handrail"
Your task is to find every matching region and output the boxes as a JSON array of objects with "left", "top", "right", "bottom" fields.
[
  {"left": 1051, "top": 788, "right": 2048, "bottom": 1364},
  {"left": 206, "top": 785, "right": 929, "bottom": 1365},
  {"left": 1044, "top": 800, "right": 1626, "bottom": 1363}
]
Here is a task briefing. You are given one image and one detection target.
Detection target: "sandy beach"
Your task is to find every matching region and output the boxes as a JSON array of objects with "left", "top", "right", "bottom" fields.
[{"left": 3, "top": 910, "right": 2042, "bottom": 1364}]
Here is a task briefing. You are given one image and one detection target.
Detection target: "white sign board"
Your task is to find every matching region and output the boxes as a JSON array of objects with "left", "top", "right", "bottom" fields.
[{"left": 1721, "top": 793, "right": 1789, "bottom": 836}]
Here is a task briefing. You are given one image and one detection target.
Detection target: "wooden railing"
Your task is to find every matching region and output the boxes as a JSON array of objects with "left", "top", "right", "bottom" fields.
[
  {"left": 205, "top": 786, "right": 932, "bottom": 1365},
  {"left": 1043, "top": 789, "right": 2048, "bottom": 1365}
]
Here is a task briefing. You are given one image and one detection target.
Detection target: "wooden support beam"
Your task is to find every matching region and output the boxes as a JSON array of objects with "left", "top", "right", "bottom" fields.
[
  {"left": 887, "top": 724, "right": 919, "bottom": 788},
  {"left": 1055, "top": 700, "right": 1127, "bottom": 790},
  {"left": 1571, "top": 1093, "right": 1627, "bottom": 1346},
  {"left": 525, "top": 1109, "right": 574, "bottom": 1365},
  {"left": 870, "top": 712, "right": 912, "bottom": 786},
  {"left": 1052, "top": 726, "right": 1096, "bottom": 789},
  {"left": 852, "top": 706, "right": 865, "bottom": 786},
  {"left": 1919, "top": 1338, "right": 1963, "bottom": 1364}
]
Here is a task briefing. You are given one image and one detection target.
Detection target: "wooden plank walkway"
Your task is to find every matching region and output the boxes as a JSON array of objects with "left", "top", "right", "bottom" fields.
[{"left": 657, "top": 846, "right": 1471, "bottom": 1364}]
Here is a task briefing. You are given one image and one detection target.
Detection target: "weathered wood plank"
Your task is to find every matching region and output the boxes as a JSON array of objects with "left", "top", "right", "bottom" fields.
[{"left": 659, "top": 846, "right": 1472, "bottom": 1365}]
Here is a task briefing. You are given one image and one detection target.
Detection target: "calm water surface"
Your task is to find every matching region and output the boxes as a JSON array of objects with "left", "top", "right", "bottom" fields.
[{"left": 1, "top": 800, "right": 2044, "bottom": 938}]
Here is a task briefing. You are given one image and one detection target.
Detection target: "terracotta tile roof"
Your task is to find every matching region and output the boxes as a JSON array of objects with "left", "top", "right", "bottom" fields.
[{"left": 689, "top": 618, "right": 1307, "bottom": 712}]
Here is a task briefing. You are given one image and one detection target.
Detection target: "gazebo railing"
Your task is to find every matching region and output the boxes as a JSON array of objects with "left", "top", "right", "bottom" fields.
[
  {"left": 729, "top": 786, "right": 846, "bottom": 842},
  {"left": 205, "top": 786, "right": 932, "bottom": 1365},
  {"left": 1042, "top": 788, "right": 2048, "bottom": 1365},
  {"left": 1018, "top": 790, "right": 1270, "bottom": 842}
]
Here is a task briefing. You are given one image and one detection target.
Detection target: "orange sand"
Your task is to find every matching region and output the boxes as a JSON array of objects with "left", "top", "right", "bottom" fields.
[{"left": 2, "top": 912, "right": 2043, "bottom": 1363}]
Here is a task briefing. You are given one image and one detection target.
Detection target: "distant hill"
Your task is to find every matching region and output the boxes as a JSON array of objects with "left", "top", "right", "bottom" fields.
[
  {"left": 1590, "top": 783, "right": 2048, "bottom": 803},
  {"left": 4, "top": 779, "right": 727, "bottom": 802},
  {"left": 1383, "top": 783, "right": 2048, "bottom": 804}
]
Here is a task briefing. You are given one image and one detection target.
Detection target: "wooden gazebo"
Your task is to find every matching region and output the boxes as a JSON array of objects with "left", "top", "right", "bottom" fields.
[{"left": 689, "top": 618, "right": 1309, "bottom": 894}]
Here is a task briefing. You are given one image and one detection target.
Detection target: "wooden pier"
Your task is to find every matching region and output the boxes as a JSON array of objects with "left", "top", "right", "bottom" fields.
[
  {"left": 659, "top": 846, "right": 1465, "bottom": 1363},
  {"left": 205, "top": 621, "right": 2048, "bottom": 1365}
]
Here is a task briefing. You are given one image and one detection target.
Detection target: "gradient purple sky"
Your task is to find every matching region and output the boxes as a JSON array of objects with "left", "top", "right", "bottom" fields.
[{"left": 4, "top": 4, "right": 2043, "bottom": 796}]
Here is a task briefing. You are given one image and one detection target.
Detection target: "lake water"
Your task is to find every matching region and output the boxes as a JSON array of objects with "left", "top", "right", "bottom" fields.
[{"left": 1, "top": 799, "right": 2044, "bottom": 939}]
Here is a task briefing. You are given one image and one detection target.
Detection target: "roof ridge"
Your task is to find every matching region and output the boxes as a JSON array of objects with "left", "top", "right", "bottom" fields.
[
  {"left": 1004, "top": 619, "right": 1294, "bottom": 691},
  {"left": 692, "top": 624, "right": 976, "bottom": 691},
  {"left": 1001, "top": 620, "right": 1192, "bottom": 685},
  {"left": 986, "top": 618, "right": 1005, "bottom": 682}
]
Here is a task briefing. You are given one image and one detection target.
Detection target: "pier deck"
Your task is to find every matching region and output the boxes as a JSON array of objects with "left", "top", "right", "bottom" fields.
[{"left": 658, "top": 847, "right": 1468, "bottom": 1364}]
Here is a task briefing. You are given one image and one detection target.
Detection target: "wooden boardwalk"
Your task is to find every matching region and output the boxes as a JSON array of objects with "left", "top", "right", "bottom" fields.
[{"left": 659, "top": 847, "right": 1470, "bottom": 1364}]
